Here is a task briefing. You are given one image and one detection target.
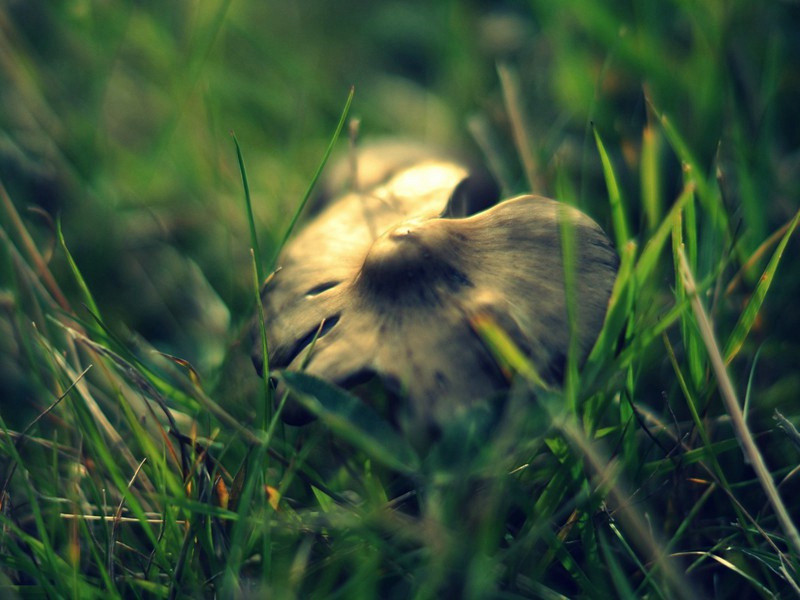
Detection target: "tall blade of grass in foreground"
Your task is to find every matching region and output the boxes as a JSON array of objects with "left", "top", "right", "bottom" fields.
[
  {"left": 233, "top": 133, "right": 264, "bottom": 284},
  {"left": 592, "top": 125, "right": 630, "bottom": 251},
  {"left": 678, "top": 248, "right": 800, "bottom": 558},
  {"left": 555, "top": 168, "right": 580, "bottom": 412},
  {"left": 251, "top": 249, "right": 271, "bottom": 429},
  {"left": 269, "top": 86, "right": 354, "bottom": 269},
  {"left": 671, "top": 207, "right": 705, "bottom": 390},
  {"left": 723, "top": 208, "right": 800, "bottom": 364}
]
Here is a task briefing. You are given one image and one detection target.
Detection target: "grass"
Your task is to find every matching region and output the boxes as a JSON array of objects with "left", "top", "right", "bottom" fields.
[{"left": 2, "top": 1, "right": 800, "bottom": 598}]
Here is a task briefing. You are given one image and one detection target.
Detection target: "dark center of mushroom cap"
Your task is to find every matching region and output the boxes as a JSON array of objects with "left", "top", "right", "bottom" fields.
[{"left": 357, "top": 219, "right": 469, "bottom": 301}]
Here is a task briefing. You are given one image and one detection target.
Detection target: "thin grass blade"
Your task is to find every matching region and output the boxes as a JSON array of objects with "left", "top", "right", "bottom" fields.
[
  {"left": 593, "top": 125, "right": 630, "bottom": 250},
  {"left": 270, "top": 86, "right": 354, "bottom": 268},
  {"left": 723, "top": 208, "right": 800, "bottom": 364}
]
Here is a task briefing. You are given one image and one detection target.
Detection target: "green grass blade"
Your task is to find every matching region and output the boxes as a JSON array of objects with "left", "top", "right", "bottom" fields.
[
  {"left": 640, "top": 125, "right": 662, "bottom": 231},
  {"left": 233, "top": 133, "right": 263, "bottom": 284},
  {"left": 470, "top": 313, "right": 550, "bottom": 390},
  {"left": 593, "top": 125, "right": 629, "bottom": 250},
  {"left": 585, "top": 239, "right": 636, "bottom": 372},
  {"left": 57, "top": 217, "right": 102, "bottom": 324},
  {"left": 251, "top": 249, "right": 271, "bottom": 429},
  {"left": 635, "top": 183, "right": 694, "bottom": 285},
  {"left": 723, "top": 208, "right": 800, "bottom": 364},
  {"left": 270, "top": 86, "right": 354, "bottom": 268}
]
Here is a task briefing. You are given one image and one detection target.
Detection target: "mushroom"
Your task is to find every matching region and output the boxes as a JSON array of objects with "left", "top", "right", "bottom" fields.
[{"left": 252, "top": 147, "right": 619, "bottom": 434}]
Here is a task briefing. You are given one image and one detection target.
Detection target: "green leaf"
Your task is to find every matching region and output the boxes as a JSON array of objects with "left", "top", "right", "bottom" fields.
[
  {"left": 593, "top": 125, "right": 630, "bottom": 250},
  {"left": 635, "top": 183, "right": 694, "bottom": 285},
  {"left": 723, "top": 208, "right": 800, "bottom": 364},
  {"left": 233, "top": 133, "right": 263, "bottom": 284},
  {"left": 278, "top": 370, "right": 420, "bottom": 473},
  {"left": 640, "top": 125, "right": 662, "bottom": 231},
  {"left": 57, "top": 217, "right": 102, "bottom": 325}
]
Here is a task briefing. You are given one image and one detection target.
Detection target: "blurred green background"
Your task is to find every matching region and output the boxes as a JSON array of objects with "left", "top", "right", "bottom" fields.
[{"left": 1, "top": 0, "right": 799, "bottom": 406}]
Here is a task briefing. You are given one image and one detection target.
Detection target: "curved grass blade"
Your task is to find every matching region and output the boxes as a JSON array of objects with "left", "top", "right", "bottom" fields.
[
  {"left": 593, "top": 125, "right": 630, "bottom": 250},
  {"left": 723, "top": 208, "right": 800, "bottom": 364},
  {"left": 232, "top": 133, "right": 263, "bottom": 284},
  {"left": 270, "top": 86, "right": 355, "bottom": 269},
  {"left": 57, "top": 217, "right": 102, "bottom": 327}
]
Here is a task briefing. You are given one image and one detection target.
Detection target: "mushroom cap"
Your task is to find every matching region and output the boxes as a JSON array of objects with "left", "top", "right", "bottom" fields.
[{"left": 253, "top": 156, "right": 619, "bottom": 428}]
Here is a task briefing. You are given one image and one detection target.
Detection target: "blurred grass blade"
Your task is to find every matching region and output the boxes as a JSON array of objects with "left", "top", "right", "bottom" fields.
[
  {"left": 679, "top": 552, "right": 775, "bottom": 597},
  {"left": 470, "top": 312, "right": 550, "bottom": 390},
  {"left": 278, "top": 370, "right": 419, "bottom": 473},
  {"left": 593, "top": 125, "right": 629, "bottom": 250},
  {"left": 498, "top": 63, "right": 543, "bottom": 193},
  {"left": 154, "top": 351, "right": 202, "bottom": 389},
  {"left": 725, "top": 214, "right": 794, "bottom": 297},
  {"left": 252, "top": 249, "right": 272, "bottom": 429},
  {"left": 586, "top": 239, "right": 636, "bottom": 368},
  {"left": 774, "top": 410, "right": 800, "bottom": 454},
  {"left": 0, "top": 179, "right": 70, "bottom": 310},
  {"left": 640, "top": 125, "right": 662, "bottom": 231},
  {"left": 270, "top": 86, "right": 354, "bottom": 268},
  {"left": 233, "top": 133, "right": 263, "bottom": 284},
  {"left": 603, "top": 524, "right": 653, "bottom": 600},
  {"left": 56, "top": 217, "right": 102, "bottom": 324},
  {"left": 635, "top": 183, "right": 694, "bottom": 284},
  {"left": 723, "top": 208, "right": 800, "bottom": 364}
]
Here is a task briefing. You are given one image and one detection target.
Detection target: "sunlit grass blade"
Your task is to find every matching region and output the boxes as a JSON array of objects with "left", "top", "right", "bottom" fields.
[
  {"left": 640, "top": 124, "right": 662, "bottom": 231},
  {"left": 679, "top": 551, "right": 776, "bottom": 597},
  {"left": 723, "top": 208, "right": 800, "bottom": 364},
  {"left": 593, "top": 125, "right": 629, "bottom": 250},
  {"left": 470, "top": 313, "right": 550, "bottom": 390},
  {"left": 725, "top": 214, "right": 795, "bottom": 297},
  {"left": 270, "top": 86, "right": 355, "bottom": 268}
]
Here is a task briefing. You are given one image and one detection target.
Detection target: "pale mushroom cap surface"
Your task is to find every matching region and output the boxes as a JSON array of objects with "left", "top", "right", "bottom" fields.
[{"left": 253, "top": 153, "right": 619, "bottom": 428}]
